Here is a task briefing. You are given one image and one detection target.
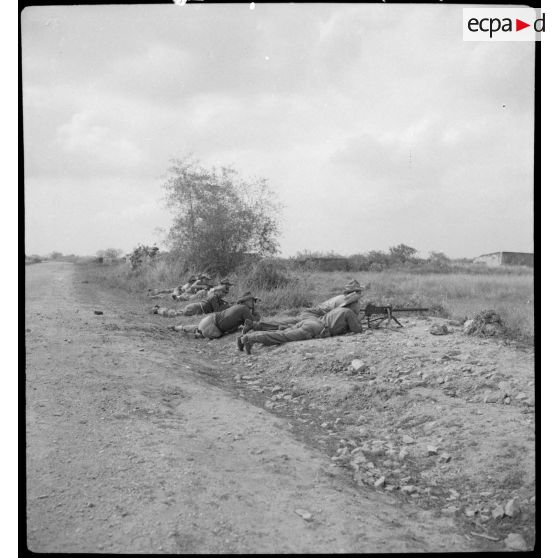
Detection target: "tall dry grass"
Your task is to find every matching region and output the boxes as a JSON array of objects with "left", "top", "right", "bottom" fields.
[{"left": 302, "top": 270, "right": 534, "bottom": 342}]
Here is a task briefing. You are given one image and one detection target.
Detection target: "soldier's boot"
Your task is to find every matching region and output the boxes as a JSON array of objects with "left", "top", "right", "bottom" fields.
[{"left": 243, "top": 337, "right": 254, "bottom": 355}]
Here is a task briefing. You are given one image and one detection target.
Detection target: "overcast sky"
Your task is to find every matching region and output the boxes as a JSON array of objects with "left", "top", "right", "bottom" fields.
[{"left": 22, "top": 3, "right": 534, "bottom": 258}]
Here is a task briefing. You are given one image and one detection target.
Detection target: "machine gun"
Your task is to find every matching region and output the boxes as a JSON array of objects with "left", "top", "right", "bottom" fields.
[{"left": 360, "top": 303, "right": 429, "bottom": 329}]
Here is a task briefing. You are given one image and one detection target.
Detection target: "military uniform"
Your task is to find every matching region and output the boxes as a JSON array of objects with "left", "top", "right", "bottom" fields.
[
  {"left": 239, "top": 317, "right": 326, "bottom": 351},
  {"left": 246, "top": 280, "right": 365, "bottom": 332},
  {"left": 238, "top": 294, "right": 363, "bottom": 354},
  {"left": 171, "top": 293, "right": 260, "bottom": 339}
]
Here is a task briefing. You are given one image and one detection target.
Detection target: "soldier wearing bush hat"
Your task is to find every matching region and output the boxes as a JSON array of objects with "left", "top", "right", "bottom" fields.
[
  {"left": 213, "top": 279, "right": 233, "bottom": 296},
  {"left": 343, "top": 280, "right": 364, "bottom": 295},
  {"left": 241, "top": 282, "right": 364, "bottom": 334},
  {"left": 237, "top": 299, "right": 362, "bottom": 355},
  {"left": 169, "top": 291, "right": 260, "bottom": 339}
]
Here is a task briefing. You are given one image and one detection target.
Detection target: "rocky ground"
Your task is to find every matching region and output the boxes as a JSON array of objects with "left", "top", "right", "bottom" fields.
[
  {"left": 152, "top": 291, "right": 537, "bottom": 552},
  {"left": 26, "top": 262, "right": 536, "bottom": 552}
]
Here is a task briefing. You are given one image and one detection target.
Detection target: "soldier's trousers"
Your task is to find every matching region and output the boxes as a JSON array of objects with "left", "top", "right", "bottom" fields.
[
  {"left": 241, "top": 318, "right": 324, "bottom": 347},
  {"left": 254, "top": 308, "right": 326, "bottom": 331},
  {"left": 179, "top": 315, "right": 222, "bottom": 338}
]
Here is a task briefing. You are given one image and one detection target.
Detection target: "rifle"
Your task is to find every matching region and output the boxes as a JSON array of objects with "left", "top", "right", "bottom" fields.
[{"left": 360, "top": 303, "right": 429, "bottom": 329}]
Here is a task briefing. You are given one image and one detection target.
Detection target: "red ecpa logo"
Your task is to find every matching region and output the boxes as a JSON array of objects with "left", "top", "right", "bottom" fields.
[{"left": 467, "top": 13, "right": 545, "bottom": 38}]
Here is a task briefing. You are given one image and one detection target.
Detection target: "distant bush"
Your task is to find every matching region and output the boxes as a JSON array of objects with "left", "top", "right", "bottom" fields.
[
  {"left": 129, "top": 245, "right": 159, "bottom": 270},
  {"left": 25, "top": 255, "right": 42, "bottom": 265},
  {"left": 241, "top": 259, "right": 295, "bottom": 290}
]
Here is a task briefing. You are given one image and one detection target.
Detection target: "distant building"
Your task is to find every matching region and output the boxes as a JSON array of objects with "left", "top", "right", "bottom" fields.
[
  {"left": 473, "top": 252, "right": 533, "bottom": 267},
  {"left": 297, "top": 256, "right": 350, "bottom": 271}
]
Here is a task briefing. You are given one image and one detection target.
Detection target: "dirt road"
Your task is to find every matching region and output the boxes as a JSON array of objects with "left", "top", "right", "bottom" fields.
[{"left": 25, "top": 262, "right": 480, "bottom": 553}]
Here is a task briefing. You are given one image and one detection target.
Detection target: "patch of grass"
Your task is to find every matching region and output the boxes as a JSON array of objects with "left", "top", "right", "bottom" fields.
[{"left": 77, "top": 259, "right": 187, "bottom": 293}]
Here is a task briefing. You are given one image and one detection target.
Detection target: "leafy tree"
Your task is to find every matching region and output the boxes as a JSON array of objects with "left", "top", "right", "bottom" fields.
[
  {"left": 129, "top": 245, "right": 159, "bottom": 270},
  {"left": 163, "top": 157, "right": 281, "bottom": 275},
  {"left": 428, "top": 251, "right": 450, "bottom": 265},
  {"left": 388, "top": 244, "right": 418, "bottom": 263},
  {"left": 49, "top": 251, "right": 63, "bottom": 260},
  {"left": 367, "top": 250, "right": 391, "bottom": 268}
]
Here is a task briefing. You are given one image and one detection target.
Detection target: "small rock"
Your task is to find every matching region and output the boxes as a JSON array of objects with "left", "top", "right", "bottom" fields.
[
  {"left": 498, "top": 381, "right": 512, "bottom": 394},
  {"left": 94, "top": 310, "right": 104, "bottom": 315},
  {"left": 483, "top": 392, "right": 499, "bottom": 403},
  {"left": 271, "top": 385, "right": 282, "bottom": 393},
  {"left": 426, "top": 445, "right": 438, "bottom": 456},
  {"left": 504, "top": 498, "right": 521, "bottom": 517},
  {"left": 492, "top": 504, "right": 505, "bottom": 519},
  {"left": 438, "top": 452, "right": 451, "bottom": 463},
  {"left": 441, "top": 506, "right": 459, "bottom": 516},
  {"left": 464, "top": 508, "right": 476, "bottom": 517},
  {"left": 430, "top": 324, "right": 449, "bottom": 335},
  {"left": 398, "top": 447, "right": 409, "bottom": 460},
  {"left": 294, "top": 508, "right": 313, "bottom": 521},
  {"left": 374, "top": 476, "right": 385, "bottom": 488},
  {"left": 402, "top": 435, "right": 415, "bottom": 444},
  {"left": 515, "top": 392, "right": 527, "bottom": 401},
  {"left": 321, "top": 422, "right": 329, "bottom": 428},
  {"left": 369, "top": 446, "right": 385, "bottom": 457},
  {"left": 350, "top": 359, "right": 367, "bottom": 373},
  {"left": 400, "top": 485, "right": 417, "bottom": 494},
  {"left": 448, "top": 489, "right": 460, "bottom": 500},
  {"left": 463, "top": 319, "right": 475, "bottom": 334},
  {"left": 504, "top": 533, "right": 528, "bottom": 551},
  {"left": 350, "top": 451, "right": 367, "bottom": 469}
]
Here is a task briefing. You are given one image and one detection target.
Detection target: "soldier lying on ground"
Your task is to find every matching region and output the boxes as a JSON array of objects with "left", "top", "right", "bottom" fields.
[
  {"left": 151, "top": 285, "right": 230, "bottom": 317},
  {"left": 242, "top": 280, "right": 365, "bottom": 332},
  {"left": 173, "top": 278, "right": 233, "bottom": 302},
  {"left": 168, "top": 292, "right": 261, "bottom": 339},
  {"left": 236, "top": 293, "right": 362, "bottom": 354},
  {"left": 171, "top": 274, "right": 213, "bottom": 300},
  {"left": 147, "top": 275, "right": 199, "bottom": 299}
]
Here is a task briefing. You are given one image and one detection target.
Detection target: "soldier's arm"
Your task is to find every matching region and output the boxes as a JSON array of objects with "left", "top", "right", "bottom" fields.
[{"left": 347, "top": 311, "right": 363, "bottom": 333}]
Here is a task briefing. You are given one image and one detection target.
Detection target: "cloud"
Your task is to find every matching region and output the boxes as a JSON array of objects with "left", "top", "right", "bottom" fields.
[{"left": 56, "top": 111, "right": 142, "bottom": 172}]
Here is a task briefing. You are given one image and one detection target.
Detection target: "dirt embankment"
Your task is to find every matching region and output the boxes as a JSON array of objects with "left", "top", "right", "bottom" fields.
[{"left": 26, "top": 262, "right": 535, "bottom": 552}]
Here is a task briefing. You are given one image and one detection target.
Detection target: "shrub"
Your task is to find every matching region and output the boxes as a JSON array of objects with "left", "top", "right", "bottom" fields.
[
  {"left": 129, "top": 245, "right": 159, "bottom": 270},
  {"left": 241, "top": 259, "right": 295, "bottom": 290},
  {"left": 163, "top": 157, "right": 281, "bottom": 275}
]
